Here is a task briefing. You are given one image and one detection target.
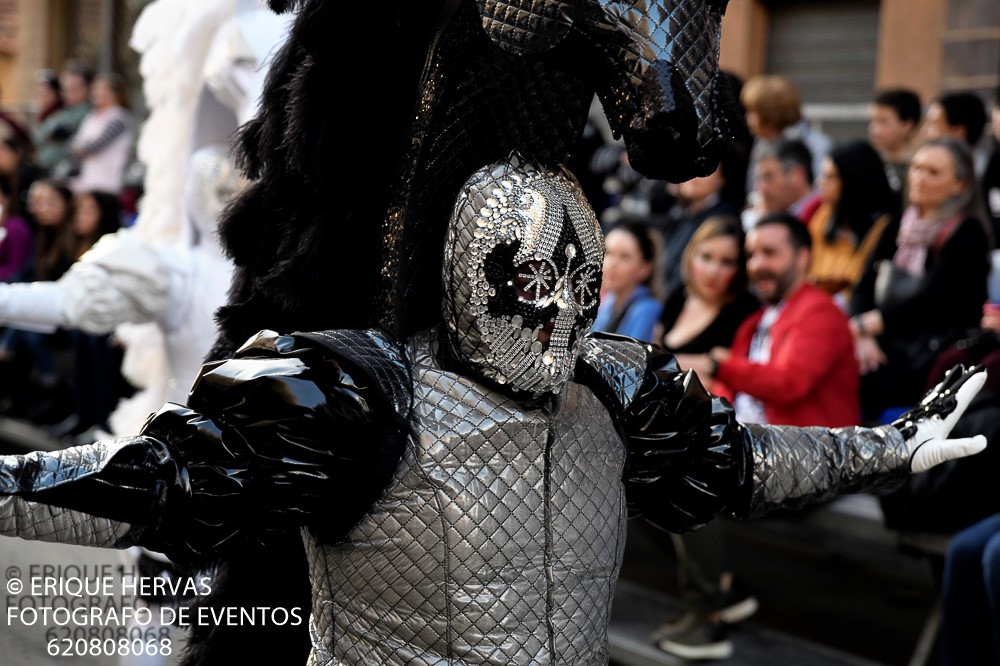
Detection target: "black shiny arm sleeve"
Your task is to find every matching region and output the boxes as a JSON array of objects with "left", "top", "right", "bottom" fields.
[
  {"left": 0, "top": 329, "right": 411, "bottom": 563},
  {"left": 0, "top": 437, "right": 177, "bottom": 549},
  {"left": 622, "top": 349, "right": 751, "bottom": 533}
]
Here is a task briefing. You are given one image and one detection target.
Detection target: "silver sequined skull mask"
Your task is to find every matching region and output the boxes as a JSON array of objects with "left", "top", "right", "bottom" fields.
[{"left": 443, "top": 154, "right": 604, "bottom": 397}]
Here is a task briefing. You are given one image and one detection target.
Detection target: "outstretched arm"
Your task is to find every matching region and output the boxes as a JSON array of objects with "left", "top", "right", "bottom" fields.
[
  {"left": 0, "top": 329, "right": 410, "bottom": 564},
  {"left": 0, "top": 230, "right": 173, "bottom": 335},
  {"left": 623, "top": 347, "right": 987, "bottom": 532}
]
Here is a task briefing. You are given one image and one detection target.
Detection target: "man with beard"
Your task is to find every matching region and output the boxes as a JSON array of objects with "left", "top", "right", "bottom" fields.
[
  {"left": 694, "top": 211, "right": 860, "bottom": 427},
  {"left": 656, "top": 211, "right": 861, "bottom": 661}
]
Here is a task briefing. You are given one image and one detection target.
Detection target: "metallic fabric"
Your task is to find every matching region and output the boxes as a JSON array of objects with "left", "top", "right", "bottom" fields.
[
  {"left": 145, "top": 329, "right": 411, "bottom": 560},
  {"left": 583, "top": 0, "right": 736, "bottom": 180},
  {"left": 303, "top": 329, "right": 628, "bottom": 665},
  {"left": 0, "top": 438, "right": 165, "bottom": 548},
  {"left": 442, "top": 154, "right": 604, "bottom": 397},
  {"left": 741, "top": 424, "right": 909, "bottom": 519},
  {"left": 0, "top": 495, "right": 132, "bottom": 547},
  {"left": 355, "top": 0, "right": 737, "bottom": 336},
  {"left": 0, "top": 319, "right": 958, "bottom": 666},
  {"left": 578, "top": 333, "right": 652, "bottom": 410},
  {"left": 618, "top": 351, "right": 749, "bottom": 533}
]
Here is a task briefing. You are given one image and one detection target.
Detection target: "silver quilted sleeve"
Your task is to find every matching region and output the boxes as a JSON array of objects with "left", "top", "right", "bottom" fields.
[
  {"left": 740, "top": 423, "right": 909, "bottom": 519},
  {"left": 0, "top": 496, "right": 132, "bottom": 547},
  {"left": 0, "top": 439, "right": 164, "bottom": 548}
]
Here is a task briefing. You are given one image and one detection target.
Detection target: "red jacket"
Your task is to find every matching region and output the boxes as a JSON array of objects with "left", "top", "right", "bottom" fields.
[{"left": 713, "top": 282, "right": 860, "bottom": 427}]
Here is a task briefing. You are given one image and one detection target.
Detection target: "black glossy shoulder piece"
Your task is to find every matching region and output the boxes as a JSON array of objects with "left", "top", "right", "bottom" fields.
[{"left": 295, "top": 328, "right": 413, "bottom": 420}]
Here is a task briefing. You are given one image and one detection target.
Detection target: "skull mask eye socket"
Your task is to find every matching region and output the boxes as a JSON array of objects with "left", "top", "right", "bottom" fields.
[
  {"left": 569, "top": 262, "right": 601, "bottom": 312},
  {"left": 513, "top": 260, "right": 559, "bottom": 302}
]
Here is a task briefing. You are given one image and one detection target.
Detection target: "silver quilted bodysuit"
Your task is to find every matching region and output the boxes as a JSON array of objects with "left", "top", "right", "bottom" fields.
[{"left": 304, "top": 331, "right": 633, "bottom": 665}]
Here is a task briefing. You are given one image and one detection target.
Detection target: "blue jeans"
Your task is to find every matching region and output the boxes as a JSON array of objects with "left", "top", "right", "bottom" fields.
[{"left": 941, "top": 512, "right": 1000, "bottom": 665}]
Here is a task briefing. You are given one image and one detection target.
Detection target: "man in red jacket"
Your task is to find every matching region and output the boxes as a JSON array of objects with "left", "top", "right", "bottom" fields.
[
  {"left": 658, "top": 210, "right": 861, "bottom": 660},
  {"left": 700, "top": 211, "right": 860, "bottom": 427}
]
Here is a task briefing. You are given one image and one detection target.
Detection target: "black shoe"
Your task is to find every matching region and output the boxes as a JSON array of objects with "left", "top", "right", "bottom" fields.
[
  {"left": 650, "top": 609, "right": 702, "bottom": 644},
  {"left": 715, "top": 579, "right": 759, "bottom": 624},
  {"left": 656, "top": 617, "right": 732, "bottom": 661}
]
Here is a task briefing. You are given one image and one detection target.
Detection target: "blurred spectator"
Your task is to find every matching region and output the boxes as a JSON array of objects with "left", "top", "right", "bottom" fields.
[
  {"left": 68, "top": 190, "right": 123, "bottom": 261},
  {"left": 0, "top": 82, "right": 35, "bottom": 155},
  {"left": 742, "top": 137, "right": 820, "bottom": 230},
  {"left": 67, "top": 72, "right": 135, "bottom": 196},
  {"left": 26, "top": 179, "right": 75, "bottom": 282},
  {"left": 809, "top": 140, "right": 900, "bottom": 306},
  {"left": 740, "top": 74, "right": 831, "bottom": 199},
  {"left": 649, "top": 215, "right": 759, "bottom": 659},
  {"left": 655, "top": 214, "right": 758, "bottom": 385},
  {"left": 655, "top": 212, "right": 857, "bottom": 662},
  {"left": 983, "top": 86, "right": 1000, "bottom": 247},
  {"left": 703, "top": 212, "right": 859, "bottom": 427},
  {"left": 598, "top": 156, "right": 675, "bottom": 235},
  {"left": 0, "top": 174, "right": 34, "bottom": 283},
  {"left": 48, "top": 189, "right": 128, "bottom": 439},
  {"left": 592, "top": 220, "right": 664, "bottom": 343},
  {"left": 849, "top": 137, "right": 990, "bottom": 423},
  {"left": 941, "top": 511, "right": 1000, "bottom": 665},
  {"left": 0, "top": 135, "right": 42, "bottom": 223},
  {"left": 868, "top": 88, "right": 922, "bottom": 197},
  {"left": 0, "top": 179, "right": 76, "bottom": 423},
  {"left": 34, "top": 59, "right": 94, "bottom": 178},
  {"left": 924, "top": 91, "right": 989, "bottom": 177},
  {"left": 657, "top": 143, "right": 749, "bottom": 301},
  {"left": 0, "top": 146, "right": 245, "bottom": 444},
  {"left": 874, "top": 301, "right": 1000, "bottom": 536},
  {"left": 32, "top": 68, "right": 64, "bottom": 127}
]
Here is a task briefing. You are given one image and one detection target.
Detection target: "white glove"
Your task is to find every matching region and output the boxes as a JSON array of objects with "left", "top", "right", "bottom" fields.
[{"left": 890, "top": 364, "right": 989, "bottom": 474}]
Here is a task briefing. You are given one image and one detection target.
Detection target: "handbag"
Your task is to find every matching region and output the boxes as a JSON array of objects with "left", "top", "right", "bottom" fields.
[
  {"left": 869, "top": 215, "right": 967, "bottom": 372},
  {"left": 873, "top": 259, "right": 922, "bottom": 310},
  {"left": 872, "top": 259, "right": 953, "bottom": 373}
]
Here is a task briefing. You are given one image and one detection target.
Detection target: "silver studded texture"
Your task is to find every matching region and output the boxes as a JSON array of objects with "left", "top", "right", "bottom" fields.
[{"left": 442, "top": 153, "right": 604, "bottom": 397}]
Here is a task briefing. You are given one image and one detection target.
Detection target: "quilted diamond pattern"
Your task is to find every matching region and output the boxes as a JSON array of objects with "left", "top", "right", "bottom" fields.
[
  {"left": 479, "top": 0, "right": 575, "bottom": 54},
  {"left": 299, "top": 329, "right": 412, "bottom": 417},
  {"left": 663, "top": 0, "right": 720, "bottom": 144},
  {"left": 303, "top": 331, "right": 627, "bottom": 664},
  {"left": 745, "top": 424, "right": 910, "bottom": 518},
  {"left": 0, "top": 496, "right": 130, "bottom": 547},
  {"left": 579, "top": 336, "right": 650, "bottom": 410}
]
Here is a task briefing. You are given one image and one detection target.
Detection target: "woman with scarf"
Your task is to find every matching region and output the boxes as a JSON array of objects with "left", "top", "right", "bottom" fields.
[{"left": 850, "top": 137, "right": 990, "bottom": 423}]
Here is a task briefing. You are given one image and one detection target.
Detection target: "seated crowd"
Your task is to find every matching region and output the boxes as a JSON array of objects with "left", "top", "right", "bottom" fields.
[
  {"left": 587, "top": 76, "right": 1000, "bottom": 662},
  {"left": 0, "top": 59, "right": 138, "bottom": 442}
]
